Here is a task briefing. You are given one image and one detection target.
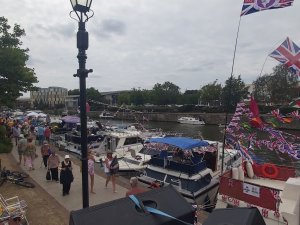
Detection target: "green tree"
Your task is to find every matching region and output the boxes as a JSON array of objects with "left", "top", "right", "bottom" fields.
[
  {"left": 68, "top": 87, "right": 106, "bottom": 110},
  {"left": 117, "top": 92, "right": 131, "bottom": 105},
  {"left": 130, "top": 88, "right": 145, "bottom": 105},
  {"left": 151, "top": 81, "right": 180, "bottom": 105},
  {"left": 200, "top": 80, "right": 222, "bottom": 106},
  {"left": 68, "top": 89, "right": 80, "bottom": 95},
  {"left": 253, "top": 75, "right": 272, "bottom": 102},
  {"left": 222, "top": 75, "right": 248, "bottom": 112},
  {"left": 86, "top": 87, "right": 103, "bottom": 101},
  {"left": 179, "top": 90, "right": 199, "bottom": 105},
  {"left": 0, "top": 17, "right": 38, "bottom": 107},
  {"left": 68, "top": 87, "right": 103, "bottom": 101},
  {"left": 253, "top": 64, "right": 298, "bottom": 104}
]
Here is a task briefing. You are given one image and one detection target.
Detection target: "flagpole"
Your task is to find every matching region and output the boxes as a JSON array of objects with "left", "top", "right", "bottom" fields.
[{"left": 221, "top": 16, "right": 242, "bottom": 174}]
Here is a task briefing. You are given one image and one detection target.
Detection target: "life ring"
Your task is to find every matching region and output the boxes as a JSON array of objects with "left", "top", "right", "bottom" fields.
[{"left": 261, "top": 163, "right": 279, "bottom": 179}]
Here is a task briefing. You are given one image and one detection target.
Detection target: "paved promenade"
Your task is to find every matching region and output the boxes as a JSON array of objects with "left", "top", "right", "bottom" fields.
[{"left": 11, "top": 143, "right": 128, "bottom": 212}]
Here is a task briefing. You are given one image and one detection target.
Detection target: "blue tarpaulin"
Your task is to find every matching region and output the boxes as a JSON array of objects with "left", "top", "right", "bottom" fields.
[{"left": 149, "top": 137, "right": 209, "bottom": 150}]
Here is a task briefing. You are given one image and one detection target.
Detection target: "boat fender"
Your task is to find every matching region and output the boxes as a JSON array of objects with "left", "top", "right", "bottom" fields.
[
  {"left": 232, "top": 167, "right": 239, "bottom": 180},
  {"left": 246, "top": 161, "right": 254, "bottom": 178},
  {"left": 261, "top": 163, "right": 279, "bottom": 179},
  {"left": 238, "top": 165, "right": 244, "bottom": 181}
]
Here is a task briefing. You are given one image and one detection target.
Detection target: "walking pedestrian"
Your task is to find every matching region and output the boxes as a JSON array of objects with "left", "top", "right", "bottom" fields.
[
  {"left": 17, "top": 134, "right": 27, "bottom": 165},
  {"left": 104, "top": 152, "right": 118, "bottom": 193},
  {"left": 37, "top": 125, "right": 45, "bottom": 145},
  {"left": 47, "top": 150, "right": 60, "bottom": 182},
  {"left": 41, "top": 141, "right": 51, "bottom": 168},
  {"left": 88, "top": 150, "right": 96, "bottom": 194},
  {"left": 44, "top": 126, "right": 51, "bottom": 142},
  {"left": 23, "top": 137, "right": 37, "bottom": 171},
  {"left": 60, "top": 155, "right": 74, "bottom": 196},
  {"left": 12, "top": 124, "right": 20, "bottom": 145}
]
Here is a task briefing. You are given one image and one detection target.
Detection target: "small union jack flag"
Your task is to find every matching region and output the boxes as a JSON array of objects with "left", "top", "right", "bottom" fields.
[
  {"left": 269, "top": 37, "right": 300, "bottom": 77},
  {"left": 241, "top": 0, "right": 294, "bottom": 16}
]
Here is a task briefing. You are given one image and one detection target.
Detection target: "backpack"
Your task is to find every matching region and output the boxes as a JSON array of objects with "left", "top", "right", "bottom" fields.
[{"left": 110, "top": 157, "right": 119, "bottom": 173}]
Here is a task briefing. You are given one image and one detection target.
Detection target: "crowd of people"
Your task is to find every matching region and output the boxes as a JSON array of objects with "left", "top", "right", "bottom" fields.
[{"left": 0, "top": 114, "right": 148, "bottom": 198}]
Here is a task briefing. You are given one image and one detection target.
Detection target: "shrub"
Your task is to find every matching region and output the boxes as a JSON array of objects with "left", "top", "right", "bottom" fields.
[{"left": 0, "top": 141, "right": 12, "bottom": 153}]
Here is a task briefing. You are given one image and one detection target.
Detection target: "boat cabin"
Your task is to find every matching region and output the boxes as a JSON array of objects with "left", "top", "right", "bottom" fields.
[{"left": 145, "top": 138, "right": 233, "bottom": 176}]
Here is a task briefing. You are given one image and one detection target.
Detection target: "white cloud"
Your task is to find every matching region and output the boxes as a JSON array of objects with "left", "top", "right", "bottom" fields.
[{"left": 2, "top": 0, "right": 300, "bottom": 93}]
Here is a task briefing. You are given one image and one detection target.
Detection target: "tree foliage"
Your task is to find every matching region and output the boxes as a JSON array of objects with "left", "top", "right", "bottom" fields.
[
  {"left": 253, "top": 64, "right": 298, "bottom": 104},
  {"left": 0, "top": 17, "right": 38, "bottom": 107},
  {"left": 68, "top": 87, "right": 104, "bottom": 101},
  {"left": 117, "top": 92, "right": 131, "bottom": 105},
  {"left": 68, "top": 87, "right": 107, "bottom": 110},
  {"left": 151, "top": 81, "right": 180, "bottom": 105},
  {"left": 200, "top": 80, "right": 222, "bottom": 106},
  {"left": 179, "top": 90, "right": 200, "bottom": 105},
  {"left": 222, "top": 75, "right": 248, "bottom": 112}
]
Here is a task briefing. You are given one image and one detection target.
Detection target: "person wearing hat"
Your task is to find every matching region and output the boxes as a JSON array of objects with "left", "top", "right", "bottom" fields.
[
  {"left": 41, "top": 140, "right": 51, "bottom": 168},
  {"left": 17, "top": 134, "right": 27, "bottom": 165},
  {"left": 60, "top": 155, "right": 74, "bottom": 196}
]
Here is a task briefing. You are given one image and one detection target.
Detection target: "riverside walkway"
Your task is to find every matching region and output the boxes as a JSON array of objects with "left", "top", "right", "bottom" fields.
[{"left": 10, "top": 143, "right": 128, "bottom": 212}]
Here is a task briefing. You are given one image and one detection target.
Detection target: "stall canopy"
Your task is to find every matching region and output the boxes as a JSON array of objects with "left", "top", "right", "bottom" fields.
[
  {"left": 38, "top": 113, "right": 47, "bottom": 117},
  {"left": 26, "top": 112, "right": 39, "bottom": 117},
  {"left": 61, "top": 116, "right": 80, "bottom": 124},
  {"left": 149, "top": 137, "right": 209, "bottom": 150}
]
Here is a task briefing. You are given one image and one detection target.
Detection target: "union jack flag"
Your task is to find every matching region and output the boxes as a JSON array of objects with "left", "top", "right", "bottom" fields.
[
  {"left": 269, "top": 37, "right": 300, "bottom": 76},
  {"left": 241, "top": 0, "right": 294, "bottom": 16}
]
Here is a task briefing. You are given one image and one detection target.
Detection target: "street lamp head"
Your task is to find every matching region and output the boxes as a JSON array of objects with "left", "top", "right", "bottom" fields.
[{"left": 70, "top": 0, "right": 92, "bottom": 13}]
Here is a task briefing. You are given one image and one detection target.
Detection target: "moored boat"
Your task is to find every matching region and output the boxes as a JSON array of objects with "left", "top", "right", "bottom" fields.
[
  {"left": 138, "top": 137, "right": 242, "bottom": 209},
  {"left": 99, "top": 111, "right": 114, "bottom": 119},
  {"left": 178, "top": 116, "right": 205, "bottom": 125},
  {"left": 215, "top": 163, "right": 299, "bottom": 225}
]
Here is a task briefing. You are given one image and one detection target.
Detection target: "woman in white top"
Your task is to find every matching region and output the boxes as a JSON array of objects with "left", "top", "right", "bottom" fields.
[
  {"left": 88, "top": 150, "right": 96, "bottom": 194},
  {"left": 104, "top": 152, "right": 116, "bottom": 193}
]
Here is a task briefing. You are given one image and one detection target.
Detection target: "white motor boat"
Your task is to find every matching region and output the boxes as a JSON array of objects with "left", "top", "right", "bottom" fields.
[
  {"left": 177, "top": 117, "right": 205, "bottom": 125},
  {"left": 99, "top": 111, "right": 114, "bottom": 119},
  {"left": 91, "top": 130, "right": 144, "bottom": 163},
  {"left": 117, "top": 147, "right": 155, "bottom": 172}
]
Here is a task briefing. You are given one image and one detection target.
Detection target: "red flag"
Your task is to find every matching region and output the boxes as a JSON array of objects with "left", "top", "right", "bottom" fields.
[
  {"left": 250, "top": 96, "right": 259, "bottom": 117},
  {"left": 250, "top": 117, "right": 263, "bottom": 128},
  {"left": 86, "top": 102, "right": 90, "bottom": 113}
]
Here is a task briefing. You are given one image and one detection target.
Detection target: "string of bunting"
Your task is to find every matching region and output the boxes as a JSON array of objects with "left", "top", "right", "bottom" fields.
[
  {"left": 88, "top": 99, "right": 149, "bottom": 130},
  {"left": 226, "top": 99, "right": 300, "bottom": 161}
]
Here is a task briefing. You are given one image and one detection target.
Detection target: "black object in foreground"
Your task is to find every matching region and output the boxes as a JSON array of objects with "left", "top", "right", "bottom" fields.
[
  {"left": 0, "top": 167, "right": 35, "bottom": 188},
  {"left": 69, "top": 185, "right": 195, "bottom": 225},
  {"left": 203, "top": 207, "right": 266, "bottom": 225}
]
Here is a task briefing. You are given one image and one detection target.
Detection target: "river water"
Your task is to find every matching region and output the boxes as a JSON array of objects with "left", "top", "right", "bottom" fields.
[
  {"left": 99, "top": 119, "right": 300, "bottom": 169},
  {"left": 100, "top": 119, "right": 223, "bottom": 140}
]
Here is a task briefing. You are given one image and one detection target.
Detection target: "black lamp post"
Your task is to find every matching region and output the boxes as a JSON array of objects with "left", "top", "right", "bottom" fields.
[{"left": 69, "top": 0, "right": 94, "bottom": 208}]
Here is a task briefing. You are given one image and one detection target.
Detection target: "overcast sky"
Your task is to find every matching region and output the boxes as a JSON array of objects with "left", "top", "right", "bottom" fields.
[{"left": 2, "top": 0, "right": 300, "bottom": 94}]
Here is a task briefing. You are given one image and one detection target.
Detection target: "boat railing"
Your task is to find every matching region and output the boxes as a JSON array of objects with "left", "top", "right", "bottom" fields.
[
  {"left": 149, "top": 156, "right": 207, "bottom": 175},
  {"left": 219, "top": 171, "right": 282, "bottom": 211},
  {"left": 65, "top": 133, "right": 104, "bottom": 144}
]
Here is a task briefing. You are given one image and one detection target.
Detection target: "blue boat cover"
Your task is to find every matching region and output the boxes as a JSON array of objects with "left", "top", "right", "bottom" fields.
[{"left": 149, "top": 137, "right": 209, "bottom": 150}]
